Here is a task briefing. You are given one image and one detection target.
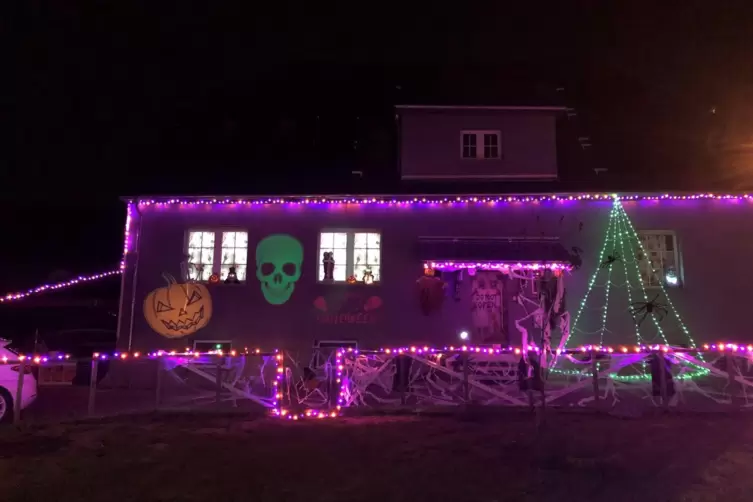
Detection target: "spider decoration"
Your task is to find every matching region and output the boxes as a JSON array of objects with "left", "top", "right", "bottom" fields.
[
  {"left": 630, "top": 294, "right": 669, "bottom": 326},
  {"left": 600, "top": 252, "right": 621, "bottom": 269}
]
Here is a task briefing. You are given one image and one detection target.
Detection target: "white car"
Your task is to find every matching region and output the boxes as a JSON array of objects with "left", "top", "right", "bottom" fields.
[{"left": 0, "top": 339, "right": 38, "bottom": 423}]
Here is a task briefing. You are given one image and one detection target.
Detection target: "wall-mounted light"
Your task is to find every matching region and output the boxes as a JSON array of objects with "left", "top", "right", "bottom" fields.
[
  {"left": 459, "top": 331, "right": 469, "bottom": 341},
  {"left": 665, "top": 267, "right": 679, "bottom": 287}
]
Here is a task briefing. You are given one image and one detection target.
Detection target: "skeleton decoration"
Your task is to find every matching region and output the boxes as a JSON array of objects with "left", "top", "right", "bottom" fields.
[
  {"left": 322, "top": 252, "right": 335, "bottom": 281},
  {"left": 255, "top": 234, "right": 303, "bottom": 305},
  {"left": 143, "top": 273, "right": 213, "bottom": 338}
]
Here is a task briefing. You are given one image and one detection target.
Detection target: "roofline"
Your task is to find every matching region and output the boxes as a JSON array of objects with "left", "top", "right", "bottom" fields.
[
  {"left": 394, "top": 105, "right": 568, "bottom": 112},
  {"left": 121, "top": 192, "right": 751, "bottom": 203}
]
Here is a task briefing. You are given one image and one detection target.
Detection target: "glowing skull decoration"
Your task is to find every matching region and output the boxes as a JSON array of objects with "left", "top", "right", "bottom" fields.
[{"left": 256, "top": 234, "right": 303, "bottom": 305}]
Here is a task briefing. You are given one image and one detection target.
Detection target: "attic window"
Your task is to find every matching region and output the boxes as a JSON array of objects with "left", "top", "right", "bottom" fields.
[{"left": 461, "top": 131, "right": 501, "bottom": 159}]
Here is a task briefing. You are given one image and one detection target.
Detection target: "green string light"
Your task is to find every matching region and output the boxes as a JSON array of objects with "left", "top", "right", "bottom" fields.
[
  {"left": 599, "top": 216, "right": 616, "bottom": 349},
  {"left": 553, "top": 197, "right": 710, "bottom": 381},
  {"left": 567, "top": 204, "right": 617, "bottom": 348},
  {"left": 613, "top": 202, "right": 670, "bottom": 346},
  {"left": 615, "top": 200, "right": 702, "bottom": 354}
]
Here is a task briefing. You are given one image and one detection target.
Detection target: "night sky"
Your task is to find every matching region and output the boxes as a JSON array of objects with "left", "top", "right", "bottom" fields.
[{"left": 5, "top": 2, "right": 753, "bottom": 293}]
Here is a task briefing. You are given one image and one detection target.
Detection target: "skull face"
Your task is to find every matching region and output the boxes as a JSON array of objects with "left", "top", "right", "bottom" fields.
[{"left": 256, "top": 234, "right": 303, "bottom": 305}]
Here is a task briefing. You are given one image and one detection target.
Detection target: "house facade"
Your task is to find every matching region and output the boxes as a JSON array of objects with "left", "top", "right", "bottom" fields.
[{"left": 115, "top": 106, "right": 753, "bottom": 356}]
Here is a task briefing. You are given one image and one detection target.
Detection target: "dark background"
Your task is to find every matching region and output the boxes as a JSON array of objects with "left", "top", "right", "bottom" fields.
[{"left": 5, "top": 1, "right": 753, "bottom": 294}]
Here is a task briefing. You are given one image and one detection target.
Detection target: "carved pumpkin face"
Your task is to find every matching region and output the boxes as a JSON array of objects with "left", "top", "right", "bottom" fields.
[{"left": 144, "top": 275, "right": 212, "bottom": 338}]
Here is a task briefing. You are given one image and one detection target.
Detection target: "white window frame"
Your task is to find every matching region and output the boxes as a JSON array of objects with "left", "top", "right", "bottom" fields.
[
  {"left": 460, "top": 130, "right": 502, "bottom": 160},
  {"left": 317, "top": 230, "right": 382, "bottom": 284},
  {"left": 635, "top": 230, "right": 681, "bottom": 289},
  {"left": 184, "top": 229, "right": 249, "bottom": 283}
]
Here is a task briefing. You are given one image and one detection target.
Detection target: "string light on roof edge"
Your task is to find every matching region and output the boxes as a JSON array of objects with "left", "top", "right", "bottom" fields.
[
  {"left": 0, "top": 270, "right": 122, "bottom": 303},
  {"left": 134, "top": 192, "right": 753, "bottom": 208}
]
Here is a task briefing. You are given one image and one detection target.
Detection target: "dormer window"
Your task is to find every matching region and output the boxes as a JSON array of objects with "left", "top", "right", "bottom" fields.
[{"left": 461, "top": 130, "right": 501, "bottom": 160}]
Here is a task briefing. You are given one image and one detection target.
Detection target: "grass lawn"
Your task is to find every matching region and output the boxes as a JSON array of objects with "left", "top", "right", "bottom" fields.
[{"left": 2, "top": 411, "right": 753, "bottom": 502}]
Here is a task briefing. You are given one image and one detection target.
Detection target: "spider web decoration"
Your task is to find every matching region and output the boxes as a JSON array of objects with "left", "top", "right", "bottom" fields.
[{"left": 562, "top": 198, "right": 701, "bottom": 352}]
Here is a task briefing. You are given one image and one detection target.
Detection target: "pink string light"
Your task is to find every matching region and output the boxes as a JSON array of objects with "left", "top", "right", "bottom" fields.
[
  {"left": 0, "top": 270, "right": 122, "bottom": 303},
  {"left": 131, "top": 192, "right": 753, "bottom": 208}
]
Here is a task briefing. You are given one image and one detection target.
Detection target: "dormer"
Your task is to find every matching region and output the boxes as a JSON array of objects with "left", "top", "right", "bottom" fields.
[{"left": 397, "top": 105, "right": 564, "bottom": 181}]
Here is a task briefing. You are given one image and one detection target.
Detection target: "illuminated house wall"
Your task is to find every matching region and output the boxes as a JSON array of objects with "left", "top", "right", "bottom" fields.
[
  {"left": 117, "top": 196, "right": 753, "bottom": 351},
  {"left": 398, "top": 105, "right": 561, "bottom": 181}
]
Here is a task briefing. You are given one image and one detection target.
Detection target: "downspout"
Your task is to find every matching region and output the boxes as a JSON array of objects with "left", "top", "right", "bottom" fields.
[
  {"left": 115, "top": 202, "right": 133, "bottom": 347},
  {"left": 127, "top": 202, "right": 144, "bottom": 351}
]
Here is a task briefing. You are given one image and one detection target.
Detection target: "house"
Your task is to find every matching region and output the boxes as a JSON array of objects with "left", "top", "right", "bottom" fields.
[{"left": 115, "top": 105, "right": 753, "bottom": 361}]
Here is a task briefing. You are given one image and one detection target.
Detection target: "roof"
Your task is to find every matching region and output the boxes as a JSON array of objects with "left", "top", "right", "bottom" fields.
[
  {"left": 123, "top": 192, "right": 751, "bottom": 205},
  {"left": 395, "top": 105, "right": 568, "bottom": 112},
  {"left": 416, "top": 237, "right": 573, "bottom": 263}
]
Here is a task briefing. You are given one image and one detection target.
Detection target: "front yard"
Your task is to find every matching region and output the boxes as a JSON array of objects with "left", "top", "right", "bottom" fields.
[{"left": 2, "top": 411, "right": 753, "bottom": 501}]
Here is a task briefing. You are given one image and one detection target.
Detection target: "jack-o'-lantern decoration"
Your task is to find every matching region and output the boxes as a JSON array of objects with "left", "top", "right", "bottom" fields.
[
  {"left": 416, "top": 275, "right": 446, "bottom": 316},
  {"left": 208, "top": 273, "right": 220, "bottom": 285},
  {"left": 346, "top": 275, "right": 357, "bottom": 284},
  {"left": 423, "top": 267, "right": 434, "bottom": 277},
  {"left": 144, "top": 273, "right": 213, "bottom": 338}
]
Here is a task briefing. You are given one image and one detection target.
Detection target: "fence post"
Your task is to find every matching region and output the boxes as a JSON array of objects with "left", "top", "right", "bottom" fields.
[
  {"left": 462, "top": 351, "right": 470, "bottom": 405},
  {"left": 155, "top": 357, "right": 163, "bottom": 409},
  {"left": 657, "top": 353, "right": 669, "bottom": 410},
  {"left": 726, "top": 353, "right": 737, "bottom": 407},
  {"left": 215, "top": 357, "right": 223, "bottom": 407},
  {"left": 88, "top": 357, "right": 99, "bottom": 416},
  {"left": 591, "top": 354, "right": 600, "bottom": 409},
  {"left": 13, "top": 359, "right": 26, "bottom": 424}
]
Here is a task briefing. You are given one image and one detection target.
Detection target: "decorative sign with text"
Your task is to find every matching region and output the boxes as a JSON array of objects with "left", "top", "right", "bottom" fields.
[{"left": 313, "top": 293, "right": 382, "bottom": 324}]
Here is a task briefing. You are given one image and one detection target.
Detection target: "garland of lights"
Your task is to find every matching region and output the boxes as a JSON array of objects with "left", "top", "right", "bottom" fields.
[
  {"left": 556, "top": 198, "right": 708, "bottom": 381},
  {"left": 3, "top": 193, "right": 752, "bottom": 303},
  {"left": 133, "top": 193, "right": 753, "bottom": 207}
]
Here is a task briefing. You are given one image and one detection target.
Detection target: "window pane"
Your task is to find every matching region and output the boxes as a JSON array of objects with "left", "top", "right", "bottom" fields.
[
  {"left": 366, "top": 233, "right": 378, "bottom": 247},
  {"left": 333, "top": 249, "right": 347, "bottom": 266},
  {"left": 333, "top": 265, "right": 347, "bottom": 282},
  {"left": 365, "top": 249, "right": 380, "bottom": 265},
  {"left": 320, "top": 232, "right": 347, "bottom": 249},
  {"left": 354, "top": 233, "right": 367, "bottom": 248},
  {"left": 320, "top": 232, "right": 334, "bottom": 249},
  {"left": 484, "top": 133, "right": 498, "bottom": 146},
  {"left": 202, "top": 232, "right": 215, "bottom": 248},
  {"left": 222, "top": 248, "right": 236, "bottom": 264},
  {"left": 223, "top": 232, "right": 236, "bottom": 247},
  {"left": 188, "top": 231, "right": 204, "bottom": 248},
  {"left": 354, "top": 248, "right": 366, "bottom": 267},
  {"left": 218, "top": 231, "right": 248, "bottom": 283}
]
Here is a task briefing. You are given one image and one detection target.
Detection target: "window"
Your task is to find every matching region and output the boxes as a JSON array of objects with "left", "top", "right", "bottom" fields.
[
  {"left": 186, "top": 230, "right": 249, "bottom": 282},
  {"left": 318, "top": 231, "right": 381, "bottom": 283},
  {"left": 461, "top": 130, "right": 501, "bottom": 159},
  {"left": 635, "top": 231, "right": 679, "bottom": 288}
]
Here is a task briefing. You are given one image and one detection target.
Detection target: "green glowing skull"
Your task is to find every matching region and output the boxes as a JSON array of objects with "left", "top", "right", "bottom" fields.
[{"left": 256, "top": 234, "right": 303, "bottom": 305}]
